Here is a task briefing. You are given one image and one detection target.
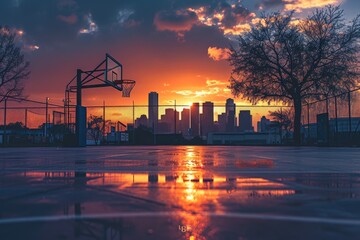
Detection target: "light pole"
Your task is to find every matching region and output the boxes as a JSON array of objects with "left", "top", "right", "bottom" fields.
[
  {"left": 3, "top": 98, "right": 7, "bottom": 145},
  {"left": 45, "top": 97, "right": 49, "bottom": 143}
]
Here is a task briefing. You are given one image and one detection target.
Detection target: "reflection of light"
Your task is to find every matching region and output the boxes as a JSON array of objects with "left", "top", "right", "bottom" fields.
[
  {"left": 186, "top": 195, "right": 195, "bottom": 201},
  {"left": 185, "top": 181, "right": 196, "bottom": 202}
]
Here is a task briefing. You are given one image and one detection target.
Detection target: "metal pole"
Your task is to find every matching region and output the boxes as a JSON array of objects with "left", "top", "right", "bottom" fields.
[
  {"left": 25, "top": 108, "right": 28, "bottom": 128},
  {"left": 66, "top": 91, "right": 70, "bottom": 128},
  {"left": 280, "top": 107, "right": 283, "bottom": 144},
  {"left": 348, "top": 91, "right": 352, "bottom": 135},
  {"left": 174, "top": 100, "right": 176, "bottom": 134},
  {"left": 325, "top": 97, "right": 330, "bottom": 146},
  {"left": 132, "top": 101, "right": 135, "bottom": 144},
  {"left": 307, "top": 103, "right": 310, "bottom": 143},
  {"left": 3, "top": 98, "right": 7, "bottom": 145},
  {"left": 45, "top": 97, "right": 49, "bottom": 143},
  {"left": 334, "top": 96, "right": 338, "bottom": 145},
  {"left": 103, "top": 100, "right": 106, "bottom": 140},
  {"left": 76, "top": 69, "right": 82, "bottom": 146},
  {"left": 76, "top": 69, "right": 82, "bottom": 107}
]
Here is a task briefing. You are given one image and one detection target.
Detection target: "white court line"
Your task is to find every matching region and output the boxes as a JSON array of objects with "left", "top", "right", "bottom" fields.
[
  {"left": 251, "top": 155, "right": 276, "bottom": 160},
  {"left": 0, "top": 212, "right": 360, "bottom": 226}
]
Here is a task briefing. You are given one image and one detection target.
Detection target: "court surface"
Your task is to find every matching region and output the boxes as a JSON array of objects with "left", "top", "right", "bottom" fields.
[{"left": 0, "top": 146, "right": 360, "bottom": 239}]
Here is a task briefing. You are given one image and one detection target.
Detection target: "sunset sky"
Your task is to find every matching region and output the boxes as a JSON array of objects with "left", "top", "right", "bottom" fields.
[{"left": 1, "top": 0, "right": 359, "bottom": 110}]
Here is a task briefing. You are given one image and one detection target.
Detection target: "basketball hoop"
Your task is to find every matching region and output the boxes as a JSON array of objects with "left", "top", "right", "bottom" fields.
[{"left": 114, "top": 79, "right": 136, "bottom": 97}]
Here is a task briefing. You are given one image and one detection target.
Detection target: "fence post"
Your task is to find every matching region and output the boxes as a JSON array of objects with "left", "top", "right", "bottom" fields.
[
  {"left": 174, "top": 100, "right": 176, "bottom": 134},
  {"left": 334, "top": 96, "right": 338, "bottom": 145},
  {"left": 348, "top": 91, "right": 352, "bottom": 135},
  {"left": 307, "top": 103, "right": 310, "bottom": 143},
  {"left": 3, "top": 98, "right": 7, "bottom": 145},
  {"left": 103, "top": 100, "right": 106, "bottom": 142},
  {"left": 25, "top": 108, "right": 28, "bottom": 128},
  {"left": 280, "top": 107, "right": 283, "bottom": 144},
  {"left": 132, "top": 101, "right": 135, "bottom": 144},
  {"left": 45, "top": 97, "right": 49, "bottom": 143}
]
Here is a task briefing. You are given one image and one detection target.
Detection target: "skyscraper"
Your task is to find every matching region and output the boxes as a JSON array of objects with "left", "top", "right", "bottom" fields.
[
  {"left": 159, "top": 108, "right": 179, "bottom": 133},
  {"left": 217, "top": 113, "right": 227, "bottom": 132},
  {"left": 226, "top": 98, "right": 236, "bottom": 132},
  {"left": 202, "top": 101, "right": 214, "bottom": 137},
  {"left": 239, "top": 110, "right": 253, "bottom": 132},
  {"left": 148, "top": 92, "right": 158, "bottom": 131},
  {"left": 180, "top": 108, "right": 190, "bottom": 135},
  {"left": 191, "top": 103, "right": 200, "bottom": 137},
  {"left": 257, "top": 116, "right": 270, "bottom": 132},
  {"left": 135, "top": 114, "right": 148, "bottom": 128}
]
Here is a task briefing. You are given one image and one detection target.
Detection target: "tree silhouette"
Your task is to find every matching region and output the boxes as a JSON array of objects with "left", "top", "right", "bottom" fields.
[
  {"left": 0, "top": 27, "right": 30, "bottom": 102},
  {"left": 270, "top": 108, "right": 294, "bottom": 140},
  {"left": 229, "top": 6, "right": 360, "bottom": 145},
  {"left": 88, "top": 115, "right": 104, "bottom": 145}
]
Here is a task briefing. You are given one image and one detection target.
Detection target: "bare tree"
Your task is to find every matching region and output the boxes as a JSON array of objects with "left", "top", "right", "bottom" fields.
[
  {"left": 229, "top": 6, "right": 360, "bottom": 145},
  {"left": 88, "top": 115, "right": 103, "bottom": 145},
  {"left": 0, "top": 27, "right": 30, "bottom": 102},
  {"left": 269, "top": 108, "right": 294, "bottom": 139}
]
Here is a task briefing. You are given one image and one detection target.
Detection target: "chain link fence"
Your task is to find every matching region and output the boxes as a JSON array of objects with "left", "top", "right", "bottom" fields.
[
  {"left": 1, "top": 89, "right": 359, "bottom": 146},
  {"left": 302, "top": 88, "right": 360, "bottom": 146}
]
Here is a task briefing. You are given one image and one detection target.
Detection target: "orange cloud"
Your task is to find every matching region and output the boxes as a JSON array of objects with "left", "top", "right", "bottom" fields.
[
  {"left": 189, "top": 4, "right": 255, "bottom": 37},
  {"left": 284, "top": 0, "right": 341, "bottom": 12},
  {"left": 208, "top": 47, "right": 229, "bottom": 61},
  {"left": 221, "top": 23, "right": 251, "bottom": 35},
  {"left": 206, "top": 79, "right": 227, "bottom": 86}
]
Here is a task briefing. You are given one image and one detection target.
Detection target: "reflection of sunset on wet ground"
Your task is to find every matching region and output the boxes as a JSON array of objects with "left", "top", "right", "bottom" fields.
[{"left": 1, "top": 146, "right": 360, "bottom": 239}]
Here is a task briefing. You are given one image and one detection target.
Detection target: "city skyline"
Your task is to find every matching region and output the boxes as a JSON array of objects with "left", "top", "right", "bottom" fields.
[{"left": 131, "top": 91, "right": 275, "bottom": 135}]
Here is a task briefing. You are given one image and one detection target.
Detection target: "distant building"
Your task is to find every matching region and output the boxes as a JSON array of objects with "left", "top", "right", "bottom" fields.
[
  {"left": 226, "top": 98, "right": 236, "bottom": 132},
  {"left": 239, "top": 110, "right": 253, "bottom": 132},
  {"left": 148, "top": 92, "right": 158, "bottom": 131},
  {"left": 135, "top": 114, "right": 148, "bottom": 128},
  {"left": 202, "top": 101, "right": 214, "bottom": 138},
  {"left": 159, "top": 108, "right": 179, "bottom": 133},
  {"left": 217, "top": 113, "right": 227, "bottom": 132},
  {"left": 180, "top": 108, "right": 190, "bottom": 136},
  {"left": 191, "top": 103, "right": 200, "bottom": 137},
  {"left": 257, "top": 116, "right": 271, "bottom": 133}
]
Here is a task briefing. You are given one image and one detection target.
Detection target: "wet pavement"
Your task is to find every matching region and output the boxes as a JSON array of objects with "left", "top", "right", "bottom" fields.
[{"left": 0, "top": 146, "right": 360, "bottom": 240}]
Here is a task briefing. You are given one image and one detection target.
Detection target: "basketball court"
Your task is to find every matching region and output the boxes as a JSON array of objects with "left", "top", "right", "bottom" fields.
[{"left": 0, "top": 146, "right": 359, "bottom": 239}]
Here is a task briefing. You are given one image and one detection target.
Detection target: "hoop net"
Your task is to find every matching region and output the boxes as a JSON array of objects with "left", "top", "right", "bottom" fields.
[{"left": 113, "top": 79, "right": 135, "bottom": 97}]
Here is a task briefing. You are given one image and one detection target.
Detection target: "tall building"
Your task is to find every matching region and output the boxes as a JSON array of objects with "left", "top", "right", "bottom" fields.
[
  {"left": 135, "top": 114, "right": 148, "bottom": 128},
  {"left": 202, "top": 101, "right": 214, "bottom": 137},
  {"left": 226, "top": 98, "right": 236, "bottom": 132},
  {"left": 191, "top": 103, "right": 200, "bottom": 137},
  {"left": 217, "top": 113, "right": 227, "bottom": 132},
  {"left": 159, "top": 108, "right": 179, "bottom": 133},
  {"left": 257, "top": 116, "right": 270, "bottom": 132},
  {"left": 148, "top": 92, "right": 158, "bottom": 131},
  {"left": 239, "top": 110, "right": 253, "bottom": 132},
  {"left": 180, "top": 108, "right": 190, "bottom": 135}
]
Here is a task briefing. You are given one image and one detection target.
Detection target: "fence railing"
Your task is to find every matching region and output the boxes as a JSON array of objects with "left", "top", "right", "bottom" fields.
[
  {"left": 302, "top": 88, "right": 360, "bottom": 145},
  {"left": 0, "top": 89, "right": 359, "bottom": 146}
]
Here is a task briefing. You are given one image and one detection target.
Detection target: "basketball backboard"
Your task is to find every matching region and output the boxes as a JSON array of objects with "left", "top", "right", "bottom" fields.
[{"left": 105, "top": 54, "right": 123, "bottom": 84}]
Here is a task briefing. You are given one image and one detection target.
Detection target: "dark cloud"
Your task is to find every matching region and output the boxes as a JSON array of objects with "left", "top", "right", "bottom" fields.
[
  {"left": 154, "top": 9, "right": 198, "bottom": 32},
  {"left": 262, "top": 0, "right": 284, "bottom": 8},
  {"left": 222, "top": 3, "right": 253, "bottom": 28},
  {"left": 259, "top": 0, "right": 284, "bottom": 9}
]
